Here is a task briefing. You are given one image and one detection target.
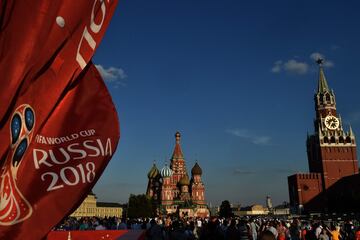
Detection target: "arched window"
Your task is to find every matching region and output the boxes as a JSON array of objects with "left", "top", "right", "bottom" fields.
[
  {"left": 324, "top": 137, "right": 329, "bottom": 143},
  {"left": 339, "top": 137, "right": 344, "bottom": 143},
  {"left": 331, "top": 137, "right": 336, "bottom": 143},
  {"left": 346, "top": 137, "right": 352, "bottom": 143},
  {"left": 326, "top": 93, "right": 331, "bottom": 103}
]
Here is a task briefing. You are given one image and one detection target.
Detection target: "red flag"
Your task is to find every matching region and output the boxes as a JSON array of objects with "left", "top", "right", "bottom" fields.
[
  {"left": 0, "top": 0, "right": 118, "bottom": 156},
  {"left": 0, "top": 0, "right": 119, "bottom": 239}
]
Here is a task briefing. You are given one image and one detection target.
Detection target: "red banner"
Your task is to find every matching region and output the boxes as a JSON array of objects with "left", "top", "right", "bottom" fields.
[{"left": 0, "top": 1, "right": 119, "bottom": 239}]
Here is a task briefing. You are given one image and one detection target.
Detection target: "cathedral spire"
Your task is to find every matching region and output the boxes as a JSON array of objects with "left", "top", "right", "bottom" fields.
[
  {"left": 316, "top": 58, "right": 330, "bottom": 94},
  {"left": 172, "top": 131, "right": 184, "bottom": 159}
]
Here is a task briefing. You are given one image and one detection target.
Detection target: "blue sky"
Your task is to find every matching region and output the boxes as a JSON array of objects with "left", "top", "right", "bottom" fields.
[{"left": 92, "top": 0, "right": 360, "bottom": 206}]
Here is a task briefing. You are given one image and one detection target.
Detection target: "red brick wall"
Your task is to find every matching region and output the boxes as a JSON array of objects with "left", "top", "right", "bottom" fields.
[
  {"left": 288, "top": 173, "right": 323, "bottom": 207},
  {"left": 320, "top": 146, "right": 358, "bottom": 188}
]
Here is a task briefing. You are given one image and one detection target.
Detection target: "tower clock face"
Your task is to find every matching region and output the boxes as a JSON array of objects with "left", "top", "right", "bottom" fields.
[{"left": 324, "top": 115, "right": 340, "bottom": 130}]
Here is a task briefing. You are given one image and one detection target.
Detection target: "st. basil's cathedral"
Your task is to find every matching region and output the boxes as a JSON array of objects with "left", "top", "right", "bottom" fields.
[{"left": 146, "top": 132, "right": 210, "bottom": 218}]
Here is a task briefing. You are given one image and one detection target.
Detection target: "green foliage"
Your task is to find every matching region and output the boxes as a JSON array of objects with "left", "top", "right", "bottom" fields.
[
  {"left": 219, "top": 200, "right": 234, "bottom": 218},
  {"left": 127, "top": 194, "right": 156, "bottom": 218}
]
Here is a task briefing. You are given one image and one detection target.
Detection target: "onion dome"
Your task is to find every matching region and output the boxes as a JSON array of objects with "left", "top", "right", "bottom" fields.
[
  {"left": 147, "top": 163, "right": 160, "bottom": 179},
  {"left": 160, "top": 164, "right": 173, "bottom": 178},
  {"left": 191, "top": 162, "right": 202, "bottom": 176},
  {"left": 179, "top": 174, "right": 190, "bottom": 185}
]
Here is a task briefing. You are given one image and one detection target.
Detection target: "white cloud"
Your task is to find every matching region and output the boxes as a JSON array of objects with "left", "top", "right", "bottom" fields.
[
  {"left": 271, "top": 60, "right": 282, "bottom": 73},
  {"left": 95, "top": 64, "right": 127, "bottom": 87},
  {"left": 309, "top": 52, "right": 334, "bottom": 68},
  {"left": 310, "top": 52, "right": 324, "bottom": 61},
  {"left": 226, "top": 129, "right": 271, "bottom": 145},
  {"left": 272, "top": 52, "right": 335, "bottom": 75},
  {"left": 271, "top": 59, "right": 309, "bottom": 75},
  {"left": 283, "top": 59, "right": 309, "bottom": 75},
  {"left": 323, "top": 61, "right": 334, "bottom": 68}
]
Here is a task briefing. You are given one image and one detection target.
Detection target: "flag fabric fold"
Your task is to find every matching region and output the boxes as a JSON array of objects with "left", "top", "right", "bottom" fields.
[{"left": 0, "top": 0, "right": 119, "bottom": 239}]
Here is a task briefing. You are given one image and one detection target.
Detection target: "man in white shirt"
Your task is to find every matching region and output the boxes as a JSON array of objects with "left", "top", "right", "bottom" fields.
[
  {"left": 315, "top": 224, "right": 323, "bottom": 239},
  {"left": 268, "top": 222, "right": 279, "bottom": 239}
]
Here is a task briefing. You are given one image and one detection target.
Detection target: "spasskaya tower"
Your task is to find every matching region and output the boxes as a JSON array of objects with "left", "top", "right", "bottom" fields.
[
  {"left": 307, "top": 59, "right": 358, "bottom": 188},
  {"left": 288, "top": 59, "right": 359, "bottom": 213}
]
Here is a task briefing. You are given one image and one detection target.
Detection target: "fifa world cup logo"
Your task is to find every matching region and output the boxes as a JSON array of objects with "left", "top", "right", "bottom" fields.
[{"left": 0, "top": 104, "right": 35, "bottom": 225}]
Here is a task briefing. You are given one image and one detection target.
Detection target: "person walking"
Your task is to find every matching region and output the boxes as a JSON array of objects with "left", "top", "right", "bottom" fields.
[
  {"left": 318, "top": 229, "right": 329, "bottom": 240},
  {"left": 226, "top": 219, "right": 240, "bottom": 240},
  {"left": 238, "top": 220, "right": 251, "bottom": 240},
  {"left": 330, "top": 226, "right": 341, "bottom": 240},
  {"left": 147, "top": 219, "right": 164, "bottom": 240},
  {"left": 249, "top": 219, "right": 258, "bottom": 240}
]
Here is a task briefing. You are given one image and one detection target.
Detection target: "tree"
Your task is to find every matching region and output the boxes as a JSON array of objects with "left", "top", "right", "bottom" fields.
[
  {"left": 219, "top": 200, "right": 233, "bottom": 218},
  {"left": 127, "top": 194, "right": 156, "bottom": 218}
]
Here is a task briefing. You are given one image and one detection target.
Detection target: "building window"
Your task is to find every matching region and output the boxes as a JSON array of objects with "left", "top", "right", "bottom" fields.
[{"left": 326, "top": 94, "right": 331, "bottom": 102}]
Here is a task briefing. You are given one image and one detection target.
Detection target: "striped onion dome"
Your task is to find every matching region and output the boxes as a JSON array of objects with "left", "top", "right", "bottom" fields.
[
  {"left": 160, "top": 164, "right": 173, "bottom": 178},
  {"left": 179, "top": 174, "right": 190, "bottom": 185},
  {"left": 147, "top": 163, "right": 160, "bottom": 179}
]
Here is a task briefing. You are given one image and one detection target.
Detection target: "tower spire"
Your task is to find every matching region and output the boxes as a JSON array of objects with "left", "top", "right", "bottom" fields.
[
  {"left": 349, "top": 124, "right": 354, "bottom": 137},
  {"left": 172, "top": 131, "right": 184, "bottom": 159},
  {"left": 316, "top": 58, "right": 330, "bottom": 93}
]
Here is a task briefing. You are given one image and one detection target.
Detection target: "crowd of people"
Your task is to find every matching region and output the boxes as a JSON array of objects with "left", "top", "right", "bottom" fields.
[
  {"left": 55, "top": 216, "right": 122, "bottom": 231},
  {"left": 55, "top": 216, "right": 360, "bottom": 240}
]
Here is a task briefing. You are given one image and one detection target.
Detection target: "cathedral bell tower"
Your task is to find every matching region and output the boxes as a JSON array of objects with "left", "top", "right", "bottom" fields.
[
  {"left": 146, "top": 162, "right": 161, "bottom": 201},
  {"left": 191, "top": 162, "right": 206, "bottom": 205},
  {"left": 170, "top": 132, "right": 187, "bottom": 182},
  {"left": 160, "top": 164, "right": 173, "bottom": 205},
  {"left": 307, "top": 59, "right": 358, "bottom": 189}
]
